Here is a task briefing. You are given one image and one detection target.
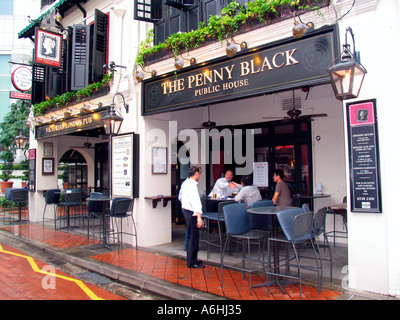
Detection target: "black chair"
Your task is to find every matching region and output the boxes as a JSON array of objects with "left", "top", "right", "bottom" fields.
[
  {"left": 201, "top": 200, "right": 233, "bottom": 259},
  {"left": 221, "top": 203, "right": 266, "bottom": 295},
  {"left": 86, "top": 193, "right": 109, "bottom": 243},
  {"left": 42, "top": 189, "right": 61, "bottom": 229},
  {"left": 57, "top": 189, "right": 83, "bottom": 229},
  {"left": 5, "top": 188, "right": 29, "bottom": 223},
  {"left": 266, "top": 209, "right": 320, "bottom": 299},
  {"left": 107, "top": 198, "right": 137, "bottom": 250},
  {"left": 313, "top": 207, "right": 333, "bottom": 282},
  {"left": 326, "top": 196, "right": 348, "bottom": 246}
]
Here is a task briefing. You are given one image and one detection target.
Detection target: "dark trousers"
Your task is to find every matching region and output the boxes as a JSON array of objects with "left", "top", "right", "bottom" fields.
[{"left": 183, "top": 209, "right": 199, "bottom": 267}]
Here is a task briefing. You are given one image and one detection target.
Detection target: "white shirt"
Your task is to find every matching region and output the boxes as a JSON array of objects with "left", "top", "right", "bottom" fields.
[
  {"left": 234, "top": 185, "right": 261, "bottom": 208},
  {"left": 209, "top": 177, "right": 242, "bottom": 197},
  {"left": 179, "top": 178, "right": 202, "bottom": 215}
]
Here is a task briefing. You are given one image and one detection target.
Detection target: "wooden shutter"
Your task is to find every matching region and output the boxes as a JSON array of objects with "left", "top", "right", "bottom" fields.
[
  {"left": 31, "top": 65, "right": 46, "bottom": 105},
  {"left": 91, "top": 9, "right": 108, "bottom": 83},
  {"left": 71, "top": 24, "right": 90, "bottom": 90},
  {"left": 186, "top": 3, "right": 202, "bottom": 31},
  {"left": 202, "top": 0, "right": 224, "bottom": 23}
]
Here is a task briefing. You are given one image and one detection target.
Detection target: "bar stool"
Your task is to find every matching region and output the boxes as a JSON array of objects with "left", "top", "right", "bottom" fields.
[
  {"left": 107, "top": 198, "right": 137, "bottom": 250},
  {"left": 5, "top": 188, "right": 29, "bottom": 223},
  {"left": 42, "top": 189, "right": 61, "bottom": 229}
]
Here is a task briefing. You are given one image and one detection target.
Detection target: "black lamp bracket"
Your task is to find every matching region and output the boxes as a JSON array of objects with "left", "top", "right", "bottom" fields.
[{"left": 112, "top": 92, "right": 129, "bottom": 114}]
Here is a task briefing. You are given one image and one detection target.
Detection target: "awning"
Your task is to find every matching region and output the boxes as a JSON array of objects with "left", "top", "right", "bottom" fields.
[{"left": 18, "top": 0, "right": 87, "bottom": 39}]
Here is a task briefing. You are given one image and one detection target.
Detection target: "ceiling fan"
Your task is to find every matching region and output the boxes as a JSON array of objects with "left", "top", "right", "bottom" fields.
[
  {"left": 263, "top": 90, "right": 327, "bottom": 121},
  {"left": 192, "top": 105, "right": 218, "bottom": 130},
  {"left": 69, "top": 134, "right": 95, "bottom": 149}
]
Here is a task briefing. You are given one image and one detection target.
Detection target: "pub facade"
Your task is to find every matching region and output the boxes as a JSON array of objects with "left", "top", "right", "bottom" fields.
[{"left": 18, "top": 0, "right": 400, "bottom": 297}]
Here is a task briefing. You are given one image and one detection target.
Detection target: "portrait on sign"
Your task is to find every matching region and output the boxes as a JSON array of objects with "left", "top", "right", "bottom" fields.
[{"left": 34, "top": 28, "right": 62, "bottom": 68}]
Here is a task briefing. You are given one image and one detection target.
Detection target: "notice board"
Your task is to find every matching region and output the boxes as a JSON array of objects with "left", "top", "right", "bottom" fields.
[{"left": 346, "top": 99, "right": 381, "bottom": 213}]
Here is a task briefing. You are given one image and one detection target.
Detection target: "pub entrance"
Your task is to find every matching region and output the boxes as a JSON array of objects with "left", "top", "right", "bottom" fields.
[{"left": 207, "top": 119, "right": 313, "bottom": 199}]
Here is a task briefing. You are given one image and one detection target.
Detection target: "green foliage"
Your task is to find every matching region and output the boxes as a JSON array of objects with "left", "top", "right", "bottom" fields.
[
  {"left": 0, "top": 149, "right": 14, "bottom": 182},
  {"left": 32, "top": 71, "right": 114, "bottom": 116},
  {"left": 0, "top": 99, "right": 30, "bottom": 181},
  {"left": 136, "top": 0, "right": 321, "bottom": 68}
]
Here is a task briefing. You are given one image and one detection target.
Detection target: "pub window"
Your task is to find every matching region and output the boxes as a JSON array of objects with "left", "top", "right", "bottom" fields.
[{"left": 137, "top": 0, "right": 237, "bottom": 45}]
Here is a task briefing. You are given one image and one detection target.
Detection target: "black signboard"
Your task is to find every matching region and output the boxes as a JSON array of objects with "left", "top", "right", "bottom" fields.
[
  {"left": 347, "top": 99, "right": 382, "bottom": 213},
  {"left": 142, "top": 26, "right": 338, "bottom": 115},
  {"left": 36, "top": 109, "right": 108, "bottom": 139}
]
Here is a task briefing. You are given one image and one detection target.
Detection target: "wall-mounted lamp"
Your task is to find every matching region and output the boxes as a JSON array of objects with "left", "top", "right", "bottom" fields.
[
  {"left": 14, "top": 130, "right": 28, "bottom": 149},
  {"left": 64, "top": 108, "right": 72, "bottom": 117},
  {"left": 292, "top": 11, "right": 314, "bottom": 39},
  {"left": 50, "top": 116, "right": 57, "bottom": 124},
  {"left": 174, "top": 55, "right": 196, "bottom": 70},
  {"left": 81, "top": 104, "right": 90, "bottom": 114},
  {"left": 102, "top": 96, "right": 124, "bottom": 135},
  {"left": 328, "top": 27, "right": 367, "bottom": 101},
  {"left": 135, "top": 67, "right": 156, "bottom": 83},
  {"left": 225, "top": 38, "right": 247, "bottom": 58}
]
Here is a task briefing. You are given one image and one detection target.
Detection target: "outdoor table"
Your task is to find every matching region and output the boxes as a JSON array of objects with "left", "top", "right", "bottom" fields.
[
  {"left": 206, "top": 197, "right": 235, "bottom": 212},
  {"left": 86, "top": 197, "right": 112, "bottom": 250},
  {"left": 246, "top": 205, "right": 295, "bottom": 294}
]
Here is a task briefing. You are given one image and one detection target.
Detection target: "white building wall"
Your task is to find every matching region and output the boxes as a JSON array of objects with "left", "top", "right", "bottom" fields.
[{"left": 336, "top": 0, "right": 400, "bottom": 296}]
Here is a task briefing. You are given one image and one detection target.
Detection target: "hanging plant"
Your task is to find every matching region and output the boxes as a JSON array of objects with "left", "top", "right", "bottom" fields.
[
  {"left": 136, "top": 0, "right": 325, "bottom": 68},
  {"left": 33, "top": 71, "right": 114, "bottom": 116}
]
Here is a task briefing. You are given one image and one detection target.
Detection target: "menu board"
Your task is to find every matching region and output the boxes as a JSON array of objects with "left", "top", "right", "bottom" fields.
[
  {"left": 347, "top": 99, "right": 381, "bottom": 213},
  {"left": 253, "top": 162, "right": 268, "bottom": 187},
  {"left": 112, "top": 133, "right": 134, "bottom": 197}
]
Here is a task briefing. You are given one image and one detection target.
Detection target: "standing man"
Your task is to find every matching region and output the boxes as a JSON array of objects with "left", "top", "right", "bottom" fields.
[
  {"left": 179, "top": 166, "right": 204, "bottom": 268},
  {"left": 272, "top": 169, "right": 292, "bottom": 206}
]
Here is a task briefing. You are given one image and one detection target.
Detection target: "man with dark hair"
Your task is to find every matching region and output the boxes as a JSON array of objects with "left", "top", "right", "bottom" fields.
[
  {"left": 178, "top": 166, "right": 204, "bottom": 268},
  {"left": 234, "top": 175, "right": 261, "bottom": 208},
  {"left": 272, "top": 169, "right": 291, "bottom": 206}
]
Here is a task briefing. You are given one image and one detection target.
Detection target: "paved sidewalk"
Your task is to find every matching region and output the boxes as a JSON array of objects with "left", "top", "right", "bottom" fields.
[{"left": 0, "top": 218, "right": 397, "bottom": 301}]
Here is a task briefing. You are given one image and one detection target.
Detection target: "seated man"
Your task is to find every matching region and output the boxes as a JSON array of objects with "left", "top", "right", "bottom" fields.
[
  {"left": 209, "top": 170, "right": 241, "bottom": 198},
  {"left": 234, "top": 175, "right": 261, "bottom": 208},
  {"left": 272, "top": 169, "right": 292, "bottom": 206}
]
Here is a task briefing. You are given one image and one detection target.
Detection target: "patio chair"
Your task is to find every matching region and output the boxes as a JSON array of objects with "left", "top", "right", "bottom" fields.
[
  {"left": 265, "top": 209, "right": 320, "bottom": 299},
  {"left": 200, "top": 199, "right": 233, "bottom": 259},
  {"left": 221, "top": 202, "right": 266, "bottom": 295},
  {"left": 42, "top": 189, "right": 61, "bottom": 229},
  {"left": 107, "top": 198, "right": 137, "bottom": 250},
  {"left": 57, "top": 189, "right": 83, "bottom": 228},
  {"left": 86, "top": 193, "right": 110, "bottom": 243}
]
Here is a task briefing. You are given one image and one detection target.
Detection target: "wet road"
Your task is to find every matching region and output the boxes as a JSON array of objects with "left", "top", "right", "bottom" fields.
[{"left": 0, "top": 234, "right": 164, "bottom": 300}]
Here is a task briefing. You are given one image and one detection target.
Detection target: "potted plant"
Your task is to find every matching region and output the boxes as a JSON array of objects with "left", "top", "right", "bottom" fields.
[{"left": 0, "top": 149, "right": 14, "bottom": 192}]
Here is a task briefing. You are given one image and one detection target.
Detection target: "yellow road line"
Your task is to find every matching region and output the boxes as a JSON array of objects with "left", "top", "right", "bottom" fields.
[{"left": 0, "top": 243, "right": 104, "bottom": 300}]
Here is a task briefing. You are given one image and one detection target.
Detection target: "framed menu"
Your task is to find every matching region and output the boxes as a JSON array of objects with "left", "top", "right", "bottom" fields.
[
  {"left": 112, "top": 133, "right": 140, "bottom": 198},
  {"left": 346, "top": 99, "right": 382, "bottom": 213}
]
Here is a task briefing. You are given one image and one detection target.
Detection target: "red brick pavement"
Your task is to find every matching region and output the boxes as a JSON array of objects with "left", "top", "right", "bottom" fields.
[{"left": 0, "top": 242, "right": 124, "bottom": 300}]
